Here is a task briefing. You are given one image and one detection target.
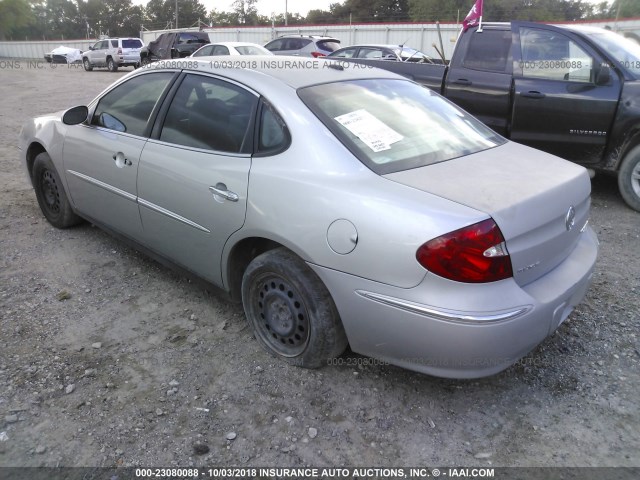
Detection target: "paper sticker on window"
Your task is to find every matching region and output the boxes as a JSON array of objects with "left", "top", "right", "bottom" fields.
[{"left": 334, "top": 109, "right": 403, "bottom": 152}]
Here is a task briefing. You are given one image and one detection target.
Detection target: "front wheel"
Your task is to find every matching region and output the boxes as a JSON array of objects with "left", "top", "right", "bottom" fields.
[
  {"left": 83, "top": 58, "right": 93, "bottom": 71},
  {"left": 140, "top": 55, "right": 150, "bottom": 67},
  {"left": 618, "top": 145, "right": 640, "bottom": 212},
  {"left": 107, "top": 57, "right": 118, "bottom": 72},
  {"left": 241, "top": 248, "right": 348, "bottom": 368},
  {"left": 32, "top": 152, "right": 82, "bottom": 228}
]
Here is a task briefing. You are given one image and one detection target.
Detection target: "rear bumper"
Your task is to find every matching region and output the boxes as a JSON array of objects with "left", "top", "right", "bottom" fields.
[{"left": 310, "top": 227, "right": 598, "bottom": 379}]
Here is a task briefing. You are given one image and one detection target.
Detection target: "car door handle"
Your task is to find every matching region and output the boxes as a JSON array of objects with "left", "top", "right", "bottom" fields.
[
  {"left": 112, "top": 152, "right": 132, "bottom": 167},
  {"left": 452, "top": 78, "right": 472, "bottom": 86},
  {"left": 521, "top": 91, "right": 546, "bottom": 99},
  {"left": 209, "top": 184, "right": 239, "bottom": 202}
]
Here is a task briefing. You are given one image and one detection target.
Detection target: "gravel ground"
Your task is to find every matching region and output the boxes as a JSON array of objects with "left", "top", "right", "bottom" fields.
[{"left": 0, "top": 63, "right": 639, "bottom": 469}]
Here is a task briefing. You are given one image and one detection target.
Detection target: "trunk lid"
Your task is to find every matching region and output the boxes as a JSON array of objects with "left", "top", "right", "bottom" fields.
[{"left": 384, "top": 142, "right": 591, "bottom": 286}]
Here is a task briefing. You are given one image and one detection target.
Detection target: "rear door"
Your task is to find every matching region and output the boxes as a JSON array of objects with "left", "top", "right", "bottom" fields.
[
  {"left": 137, "top": 73, "right": 258, "bottom": 285},
  {"left": 444, "top": 25, "right": 513, "bottom": 135},
  {"left": 510, "top": 23, "right": 621, "bottom": 164}
]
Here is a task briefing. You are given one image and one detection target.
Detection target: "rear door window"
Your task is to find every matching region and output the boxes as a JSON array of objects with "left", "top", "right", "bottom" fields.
[
  {"left": 159, "top": 74, "right": 258, "bottom": 153},
  {"left": 462, "top": 30, "right": 512, "bottom": 72},
  {"left": 122, "top": 39, "right": 143, "bottom": 49}
]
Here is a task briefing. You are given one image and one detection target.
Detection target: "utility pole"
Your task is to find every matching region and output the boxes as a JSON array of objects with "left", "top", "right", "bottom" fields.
[
  {"left": 285, "top": 0, "right": 288, "bottom": 26},
  {"left": 175, "top": 0, "right": 179, "bottom": 29}
]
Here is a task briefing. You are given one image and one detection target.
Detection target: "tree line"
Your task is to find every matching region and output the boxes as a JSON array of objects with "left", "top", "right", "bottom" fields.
[{"left": 0, "top": 0, "right": 638, "bottom": 41}]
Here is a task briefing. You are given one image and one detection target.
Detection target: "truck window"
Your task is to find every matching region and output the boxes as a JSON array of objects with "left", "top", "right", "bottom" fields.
[
  {"left": 520, "top": 28, "right": 594, "bottom": 82},
  {"left": 462, "top": 30, "right": 511, "bottom": 72}
]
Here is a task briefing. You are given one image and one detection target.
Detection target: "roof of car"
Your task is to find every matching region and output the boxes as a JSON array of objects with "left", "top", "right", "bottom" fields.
[
  {"left": 139, "top": 55, "right": 402, "bottom": 90},
  {"left": 211, "top": 41, "right": 265, "bottom": 47}
]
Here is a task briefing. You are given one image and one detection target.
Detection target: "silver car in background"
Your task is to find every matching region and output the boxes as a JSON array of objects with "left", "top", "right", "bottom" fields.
[{"left": 18, "top": 58, "right": 598, "bottom": 378}]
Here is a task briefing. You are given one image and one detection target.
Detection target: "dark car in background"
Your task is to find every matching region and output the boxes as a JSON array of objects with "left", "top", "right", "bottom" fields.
[
  {"left": 140, "top": 31, "right": 210, "bottom": 65},
  {"left": 264, "top": 35, "right": 340, "bottom": 57}
]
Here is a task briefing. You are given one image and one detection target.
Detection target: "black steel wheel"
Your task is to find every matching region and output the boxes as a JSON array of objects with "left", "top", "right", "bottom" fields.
[
  {"left": 242, "top": 248, "right": 348, "bottom": 368},
  {"left": 32, "top": 152, "right": 81, "bottom": 228}
]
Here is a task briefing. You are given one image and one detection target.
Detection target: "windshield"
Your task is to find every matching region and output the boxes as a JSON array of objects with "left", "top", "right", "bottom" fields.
[
  {"left": 585, "top": 30, "right": 640, "bottom": 77},
  {"left": 298, "top": 79, "right": 505, "bottom": 174}
]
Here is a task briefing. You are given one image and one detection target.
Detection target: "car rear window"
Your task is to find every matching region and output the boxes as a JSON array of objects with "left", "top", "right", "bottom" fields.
[
  {"left": 123, "top": 39, "right": 143, "bottom": 49},
  {"left": 317, "top": 40, "right": 340, "bottom": 52},
  {"left": 298, "top": 79, "right": 505, "bottom": 175}
]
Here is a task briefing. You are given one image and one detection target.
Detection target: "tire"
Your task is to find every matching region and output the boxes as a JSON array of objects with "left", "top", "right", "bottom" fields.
[
  {"left": 32, "top": 152, "right": 82, "bottom": 229},
  {"left": 140, "top": 55, "right": 150, "bottom": 67},
  {"left": 617, "top": 145, "right": 640, "bottom": 212},
  {"left": 107, "top": 57, "right": 118, "bottom": 72},
  {"left": 82, "top": 58, "right": 93, "bottom": 71},
  {"left": 242, "top": 248, "right": 348, "bottom": 368}
]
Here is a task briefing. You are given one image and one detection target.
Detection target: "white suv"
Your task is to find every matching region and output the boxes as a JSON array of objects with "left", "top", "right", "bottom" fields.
[{"left": 83, "top": 38, "right": 144, "bottom": 72}]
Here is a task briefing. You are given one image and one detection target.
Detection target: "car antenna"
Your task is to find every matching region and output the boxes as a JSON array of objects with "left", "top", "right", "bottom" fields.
[
  {"left": 399, "top": 38, "right": 409, "bottom": 48},
  {"left": 326, "top": 62, "right": 344, "bottom": 71}
]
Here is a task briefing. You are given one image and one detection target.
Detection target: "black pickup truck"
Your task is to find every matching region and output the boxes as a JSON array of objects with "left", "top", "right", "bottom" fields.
[{"left": 338, "top": 22, "right": 640, "bottom": 211}]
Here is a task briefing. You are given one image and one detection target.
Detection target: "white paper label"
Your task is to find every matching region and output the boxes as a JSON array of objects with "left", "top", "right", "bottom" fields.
[{"left": 334, "top": 109, "right": 404, "bottom": 152}]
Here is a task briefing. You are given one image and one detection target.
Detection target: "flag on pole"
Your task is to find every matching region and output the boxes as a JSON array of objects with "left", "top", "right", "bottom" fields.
[{"left": 462, "top": 0, "right": 484, "bottom": 32}]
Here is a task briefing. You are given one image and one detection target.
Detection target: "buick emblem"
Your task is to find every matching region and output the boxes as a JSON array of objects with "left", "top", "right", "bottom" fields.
[{"left": 565, "top": 206, "right": 576, "bottom": 231}]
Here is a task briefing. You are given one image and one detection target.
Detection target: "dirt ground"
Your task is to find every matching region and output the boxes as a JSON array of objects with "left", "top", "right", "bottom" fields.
[{"left": 0, "top": 62, "right": 639, "bottom": 469}]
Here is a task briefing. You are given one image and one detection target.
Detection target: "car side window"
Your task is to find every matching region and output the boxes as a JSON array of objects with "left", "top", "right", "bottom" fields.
[
  {"left": 110, "top": 40, "right": 118, "bottom": 48},
  {"left": 333, "top": 48, "right": 356, "bottom": 58},
  {"left": 92, "top": 72, "right": 174, "bottom": 137},
  {"left": 193, "top": 45, "right": 213, "bottom": 57},
  {"left": 462, "top": 29, "right": 512, "bottom": 72},
  {"left": 520, "top": 27, "right": 594, "bottom": 82},
  {"left": 258, "top": 103, "right": 289, "bottom": 154},
  {"left": 358, "top": 48, "right": 384, "bottom": 59},
  {"left": 212, "top": 45, "right": 230, "bottom": 56},
  {"left": 160, "top": 74, "right": 258, "bottom": 153},
  {"left": 265, "top": 39, "right": 285, "bottom": 51}
]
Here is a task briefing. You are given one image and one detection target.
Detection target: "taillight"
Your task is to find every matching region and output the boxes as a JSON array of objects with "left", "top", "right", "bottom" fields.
[
  {"left": 311, "top": 52, "right": 326, "bottom": 58},
  {"left": 416, "top": 219, "right": 513, "bottom": 283}
]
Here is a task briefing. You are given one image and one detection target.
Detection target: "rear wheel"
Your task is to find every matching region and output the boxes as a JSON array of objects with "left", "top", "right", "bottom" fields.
[
  {"left": 32, "top": 152, "right": 81, "bottom": 228},
  {"left": 107, "top": 57, "right": 118, "bottom": 72},
  {"left": 618, "top": 145, "right": 640, "bottom": 212},
  {"left": 82, "top": 58, "right": 93, "bottom": 71},
  {"left": 140, "top": 55, "right": 150, "bottom": 67},
  {"left": 241, "top": 248, "right": 347, "bottom": 368}
]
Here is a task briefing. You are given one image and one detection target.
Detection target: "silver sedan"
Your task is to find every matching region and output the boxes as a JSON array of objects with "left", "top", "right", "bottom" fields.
[{"left": 18, "top": 58, "right": 598, "bottom": 378}]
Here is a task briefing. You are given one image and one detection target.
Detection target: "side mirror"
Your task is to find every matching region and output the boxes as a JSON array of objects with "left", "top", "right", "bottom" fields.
[
  {"left": 595, "top": 64, "right": 611, "bottom": 86},
  {"left": 62, "top": 105, "right": 89, "bottom": 125},
  {"left": 88, "top": 46, "right": 94, "bottom": 51}
]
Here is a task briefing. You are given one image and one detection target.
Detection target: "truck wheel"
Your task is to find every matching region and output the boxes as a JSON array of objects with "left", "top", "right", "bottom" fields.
[
  {"left": 618, "top": 145, "right": 640, "bottom": 212},
  {"left": 107, "top": 57, "right": 118, "bottom": 72},
  {"left": 241, "top": 248, "right": 348, "bottom": 368},
  {"left": 141, "top": 56, "right": 150, "bottom": 67},
  {"left": 82, "top": 58, "right": 93, "bottom": 71},
  {"left": 32, "top": 152, "right": 82, "bottom": 229}
]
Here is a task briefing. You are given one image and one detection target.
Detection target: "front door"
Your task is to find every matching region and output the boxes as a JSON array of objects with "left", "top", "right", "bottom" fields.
[
  {"left": 137, "top": 73, "right": 259, "bottom": 285},
  {"left": 63, "top": 72, "right": 176, "bottom": 238},
  {"left": 510, "top": 23, "right": 621, "bottom": 164}
]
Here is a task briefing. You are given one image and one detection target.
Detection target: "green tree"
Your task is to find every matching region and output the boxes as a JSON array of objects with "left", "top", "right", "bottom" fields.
[
  {"left": 0, "top": 0, "right": 33, "bottom": 39},
  {"left": 145, "top": 0, "right": 207, "bottom": 29},
  {"left": 231, "top": 0, "right": 258, "bottom": 25}
]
